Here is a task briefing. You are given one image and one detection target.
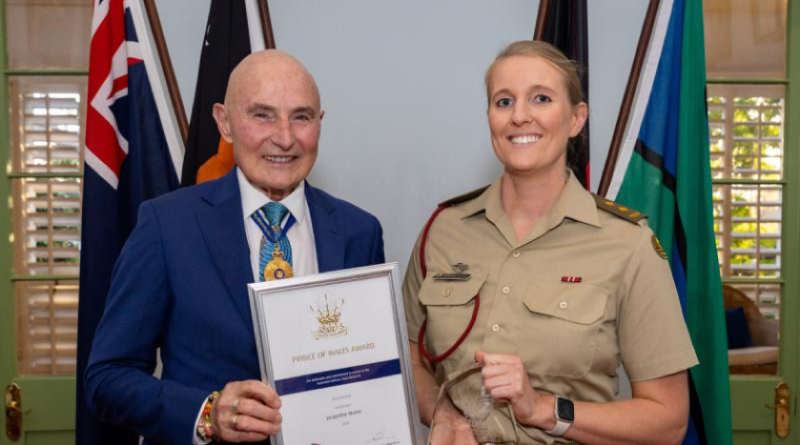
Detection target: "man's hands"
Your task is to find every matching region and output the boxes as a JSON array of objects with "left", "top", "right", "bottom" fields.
[{"left": 211, "top": 380, "right": 282, "bottom": 443}]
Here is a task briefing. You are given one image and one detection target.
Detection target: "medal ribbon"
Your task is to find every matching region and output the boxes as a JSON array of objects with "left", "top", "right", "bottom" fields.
[{"left": 250, "top": 208, "right": 296, "bottom": 266}]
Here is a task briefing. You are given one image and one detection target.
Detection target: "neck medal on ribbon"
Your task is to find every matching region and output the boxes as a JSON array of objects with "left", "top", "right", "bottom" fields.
[
  {"left": 251, "top": 206, "right": 296, "bottom": 281},
  {"left": 264, "top": 243, "right": 293, "bottom": 281}
]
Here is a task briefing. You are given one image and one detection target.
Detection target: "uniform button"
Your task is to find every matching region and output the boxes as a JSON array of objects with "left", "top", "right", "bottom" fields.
[
  {"left": 502, "top": 286, "right": 511, "bottom": 294},
  {"left": 491, "top": 324, "right": 500, "bottom": 332},
  {"left": 559, "top": 301, "right": 569, "bottom": 309},
  {"left": 512, "top": 250, "right": 521, "bottom": 258},
  {"left": 444, "top": 288, "right": 451, "bottom": 297}
]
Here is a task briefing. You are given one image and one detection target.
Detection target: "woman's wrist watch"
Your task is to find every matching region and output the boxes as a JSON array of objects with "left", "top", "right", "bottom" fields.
[{"left": 544, "top": 396, "right": 574, "bottom": 437}]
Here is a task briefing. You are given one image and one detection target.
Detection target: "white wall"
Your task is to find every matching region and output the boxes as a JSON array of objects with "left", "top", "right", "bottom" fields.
[
  {"left": 157, "top": 0, "right": 649, "bottom": 272},
  {"left": 587, "top": 0, "right": 649, "bottom": 191},
  {"left": 154, "top": 0, "right": 209, "bottom": 117}
]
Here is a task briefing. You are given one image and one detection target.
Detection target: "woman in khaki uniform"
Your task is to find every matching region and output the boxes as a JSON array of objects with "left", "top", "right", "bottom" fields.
[{"left": 403, "top": 41, "right": 698, "bottom": 445}]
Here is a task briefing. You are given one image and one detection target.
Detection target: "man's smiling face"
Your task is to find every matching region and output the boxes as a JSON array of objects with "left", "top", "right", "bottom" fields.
[{"left": 214, "top": 51, "right": 324, "bottom": 201}]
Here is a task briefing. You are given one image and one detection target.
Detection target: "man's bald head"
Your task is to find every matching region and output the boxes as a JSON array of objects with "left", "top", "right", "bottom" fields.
[
  {"left": 224, "top": 49, "right": 321, "bottom": 110},
  {"left": 212, "top": 50, "right": 324, "bottom": 201}
]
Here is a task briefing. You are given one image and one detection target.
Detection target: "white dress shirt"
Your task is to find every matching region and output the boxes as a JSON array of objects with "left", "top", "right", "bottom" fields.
[
  {"left": 237, "top": 168, "right": 318, "bottom": 280},
  {"left": 193, "top": 170, "right": 319, "bottom": 443}
]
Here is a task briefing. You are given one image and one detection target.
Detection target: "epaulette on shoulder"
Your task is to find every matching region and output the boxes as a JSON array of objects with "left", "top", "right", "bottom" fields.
[
  {"left": 438, "top": 185, "right": 490, "bottom": 207},
  {"left": 592, "top": 194, "right": 647, "bottom": 224}
]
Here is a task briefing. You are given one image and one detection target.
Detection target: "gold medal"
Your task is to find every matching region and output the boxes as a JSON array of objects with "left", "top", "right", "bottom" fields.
[{"left": 263, "top": 244, "right": 294, "bottom": 281}]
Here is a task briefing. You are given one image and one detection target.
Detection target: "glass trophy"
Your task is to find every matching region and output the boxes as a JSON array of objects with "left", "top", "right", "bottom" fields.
[{"left": 427, "top": 363, "right": 520, "bottom": 445}]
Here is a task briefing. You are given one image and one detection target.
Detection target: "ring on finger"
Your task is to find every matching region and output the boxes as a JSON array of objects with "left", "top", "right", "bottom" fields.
[
  {"left": 232, "top": 398, "right": 240, "bottom": 414},
  {"left": 232, "top": 414, "right": 239, "bottom": 430}
]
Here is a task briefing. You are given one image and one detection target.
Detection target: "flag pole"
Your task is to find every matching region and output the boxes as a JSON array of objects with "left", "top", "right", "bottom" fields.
[
  {"left": 533, "top": 0, "right": 551, "bottom": 40},
  {"left": 142, "top": 0, "right": 189, "bottom": 145},
  {"left": 256, "top": 0, "right": 276, "bottom": 49},
  {"left": 598, "top": 0, "right": 661, "bottom": 197}
]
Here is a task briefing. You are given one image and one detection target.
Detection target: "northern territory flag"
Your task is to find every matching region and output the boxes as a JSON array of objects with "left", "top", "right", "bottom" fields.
[{"left": 181, "top": 0, "right": 258, "bottom": 186}]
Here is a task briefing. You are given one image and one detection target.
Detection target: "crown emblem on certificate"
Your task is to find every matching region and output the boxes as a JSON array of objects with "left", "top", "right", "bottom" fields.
[
  {"left": 263, "top": 244, "right": 294, "bottom": 281},
  {"left": 310, "top": 295, "right": 349, "bottom": 339}
]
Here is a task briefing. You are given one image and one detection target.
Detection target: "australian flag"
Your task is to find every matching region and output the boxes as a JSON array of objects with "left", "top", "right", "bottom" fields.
[{"left": 76, "top": 0, "right": 181, "bottom": 443}]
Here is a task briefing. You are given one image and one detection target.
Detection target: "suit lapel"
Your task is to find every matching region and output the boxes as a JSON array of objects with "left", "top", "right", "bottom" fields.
[
  {"left": 196, "top": 169, "right": 255, "bottom": 331},
  {"left": 306, "top": 183, "right": 345, "bottom": 273}
]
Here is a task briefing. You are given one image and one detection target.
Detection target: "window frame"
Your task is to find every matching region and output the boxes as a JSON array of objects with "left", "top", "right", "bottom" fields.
[{"left": 0, "top": 5, "right": 90, "bottom": 383}]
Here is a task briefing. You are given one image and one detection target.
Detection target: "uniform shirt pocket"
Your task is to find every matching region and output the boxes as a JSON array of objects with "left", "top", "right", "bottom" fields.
[
  {"left": 520, "top": 281, "right": 609, "bottom": 378},
  {"left": 417, "top": 273, "right": 486, "bottom": 363}
]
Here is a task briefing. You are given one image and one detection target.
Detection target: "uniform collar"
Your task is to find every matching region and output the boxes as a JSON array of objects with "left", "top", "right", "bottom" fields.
[
  {"left": 551, "top": 171, "right": 601, "bottom": 228},
  {"left": 466, "top": 171, "right": 597, "bottom": 224},
  {"left": 237, "top": 168, "right": 309, "bottom": 227},
  {"left": 463, "top": 170, "right": 600, "bottom": 246}
]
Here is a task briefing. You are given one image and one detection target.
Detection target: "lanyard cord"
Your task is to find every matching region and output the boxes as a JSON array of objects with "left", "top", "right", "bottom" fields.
[{"left": 417, "top": 205, "right": 481, "bottom": 365}]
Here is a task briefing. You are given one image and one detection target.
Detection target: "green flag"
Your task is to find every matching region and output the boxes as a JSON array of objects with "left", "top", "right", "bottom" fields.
[{"left": 607, "top": 0, "right": 732, "bottom": 443}]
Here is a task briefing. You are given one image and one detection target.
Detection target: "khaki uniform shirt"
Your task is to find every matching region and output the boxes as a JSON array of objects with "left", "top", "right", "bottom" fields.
[{"left": 403, "top": 174, "right": 699, "bottom": 445}]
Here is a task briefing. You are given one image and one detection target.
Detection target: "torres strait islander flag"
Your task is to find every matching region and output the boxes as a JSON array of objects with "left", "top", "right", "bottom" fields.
[
  {"left": 606, "top": 0, "right": 732, "bottom": 444},
  {"left": 76, "top": 0, "right": 183, "bottom": 443}
]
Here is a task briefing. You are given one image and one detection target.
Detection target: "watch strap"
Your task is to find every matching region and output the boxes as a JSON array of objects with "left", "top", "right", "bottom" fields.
[
  {"left": 544, "top": 396, "right": 573, "bottom": 437},
  {"left": 545, "top": 418, "right": 572, "bottom": 437}
]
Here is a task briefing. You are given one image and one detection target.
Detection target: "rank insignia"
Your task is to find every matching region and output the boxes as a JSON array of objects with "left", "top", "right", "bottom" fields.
[
  {"left": 433, "top": 262, "right": 472, "bottom": 281},
  {"left": 651, "top": 235, "right": 668, "bottom": 260},
  {"left": 593, "top": 195, "right": 647, "bottom": 224},
  {"left": 561, "top": 276, "right": 582, "bottom": 283}
]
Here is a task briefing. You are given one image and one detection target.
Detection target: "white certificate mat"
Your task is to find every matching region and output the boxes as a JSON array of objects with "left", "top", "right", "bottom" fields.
[{"left": 249, "top": 263, "right": 422, "bottom": 445}]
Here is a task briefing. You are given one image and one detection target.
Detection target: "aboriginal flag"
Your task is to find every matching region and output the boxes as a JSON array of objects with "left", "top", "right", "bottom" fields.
[
  {"left": 77, "top": 0, "right": 182, "bottom": 443},
  {"left": 181, "top": 0, "right": 252, "bottom": 186},
  {"left": 538, "top": 0, "right": 590, "bottom": 189}
]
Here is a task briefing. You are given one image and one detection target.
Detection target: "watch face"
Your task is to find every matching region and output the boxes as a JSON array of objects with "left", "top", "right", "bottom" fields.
[{"left": 556, "top": 398, "right": 575, "bottom": 422}]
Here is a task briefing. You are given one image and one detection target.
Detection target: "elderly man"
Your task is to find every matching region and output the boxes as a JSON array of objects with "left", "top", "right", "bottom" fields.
[{"left": 85, "top": 50, "right": 385, "bottom": 444}]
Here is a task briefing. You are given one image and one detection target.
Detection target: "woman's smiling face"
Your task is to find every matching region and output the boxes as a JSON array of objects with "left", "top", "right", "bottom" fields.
[{"left": 487, "top": 55, "right": 587, "bottom": 178}]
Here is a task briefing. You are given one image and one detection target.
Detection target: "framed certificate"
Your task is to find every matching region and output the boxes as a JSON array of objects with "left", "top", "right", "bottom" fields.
[{"left": 248, "top": 263, "right": 423, "bottom": 445}]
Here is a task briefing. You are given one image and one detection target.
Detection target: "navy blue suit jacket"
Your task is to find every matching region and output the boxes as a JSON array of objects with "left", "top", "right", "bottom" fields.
[{"left": 85, "top": 169, "right": 385, "bottom": 444}]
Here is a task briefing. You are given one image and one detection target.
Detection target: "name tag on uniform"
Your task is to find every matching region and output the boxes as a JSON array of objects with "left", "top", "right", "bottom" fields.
[{"left": 432, "top": 273, "right": 471, "bottom": 281}]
